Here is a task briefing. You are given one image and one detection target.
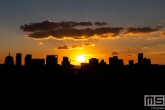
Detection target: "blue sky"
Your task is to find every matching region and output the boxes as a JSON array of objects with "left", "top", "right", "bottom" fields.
[{"left": 0, "top": 0, "right": 165, "bottom": 64}]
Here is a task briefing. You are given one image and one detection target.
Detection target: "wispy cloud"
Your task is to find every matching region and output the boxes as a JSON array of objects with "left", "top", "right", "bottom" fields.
[
  {"left": 54, "top": 42, "right": 95, "bottom": 50},
  {"left": 38, "top": 42, "right": 43, "bottom": 45}
]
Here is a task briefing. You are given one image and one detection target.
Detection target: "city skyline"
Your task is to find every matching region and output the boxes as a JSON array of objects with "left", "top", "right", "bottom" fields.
[
  {"left": 1, "top": 0, "right": 165, "bottom": 65},
  {"left": 1, "top": 52, "right": 161, "bottom": 66}
]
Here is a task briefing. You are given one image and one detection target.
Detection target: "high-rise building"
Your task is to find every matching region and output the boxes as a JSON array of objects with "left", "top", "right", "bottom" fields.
[
  {"left": 4, "top": 52, "right": 14, "bottom": 66},
  {"left": 25, "top": 54, "right": 32, "bottom": 66},
  {"left": 118, "top": 59, "right": 124, "bottom": 66},
  {"left": 89, "top": 58, "right": 99, "bottom": 68},
  {"left": 16, "top": 53, "right": 22, "bottom": 66},
  {"left": 148, "top": 58, "right": 151, "bottom": 65},
  {"left": 89, "top": 58, "right": 99, "bottom": 65},
  {"left": 129, "top": 60, "right": 134, "bottom": 66},
  {"left": 62, "top": 57, "right": 70, "bottom": 67},
  {"left": 138, "top": 53, "right": 143, "bottom": 65},
  {"left": 46, "top": 55, "right": 58, "bottom": 66},
  {"left": 143, "top": 58, "right": 151, "bottom": 66},
  {"left": 109, "top": 56, "right": 118, "bottom": 66}
]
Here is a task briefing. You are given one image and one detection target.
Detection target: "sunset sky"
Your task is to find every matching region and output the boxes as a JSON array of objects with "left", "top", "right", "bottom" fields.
[{"left": 0, "top": 0, "right": 165, "bottom": 65}]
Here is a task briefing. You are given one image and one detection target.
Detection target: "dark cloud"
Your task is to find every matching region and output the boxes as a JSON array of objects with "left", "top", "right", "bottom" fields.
[
  {"left": 20, "top": 20, "right": 93, "bottom": 32},
  {"left": 20, "top": 20, "right": 58, "bottom": 32},
  {"left": 25, "top": 27, "right": 123, "bottom": 40},
  {"left": 55, "top": 45, "right": 70, "bottom": 50},
  {"left": 160, "top": 32, "right": 165, "bottom": 37},
  {"left": 111, "top": 51, "right": 119, "bottom": 55},
  {"left": 123, "top": 25, "right": 162, "bottom": 34},
  {"left": 20, "top": 20, "right": 163, "bottom": 40},
  {"left": 94, "top": 22, "right": 107, "bottom": 26}
]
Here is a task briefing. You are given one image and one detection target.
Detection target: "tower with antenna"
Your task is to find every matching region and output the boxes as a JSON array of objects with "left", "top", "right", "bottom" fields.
[{"left": 4, "top": 52, "right": 14, "bottom": 66}]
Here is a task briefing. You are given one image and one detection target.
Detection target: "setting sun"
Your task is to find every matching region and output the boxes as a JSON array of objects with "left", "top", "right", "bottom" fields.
[{"left": 76, "top": 55, "right": 86, "bottom": 62}]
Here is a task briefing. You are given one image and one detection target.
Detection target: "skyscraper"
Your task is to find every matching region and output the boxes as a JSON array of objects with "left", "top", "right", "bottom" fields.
[
  {"left": 89, "top": 58, "right": 99, "bottom": 69},
  {"left": 46, "top": 55, "right": 58, "bottom": 66},
  {"left": 4, "top": 52, "right": 14, "bottom": 66},
  {"left": 138, "top": 53, "right": 143, "bottom": 66},
  {"left": 129, "top": 60, "right": 134, "bottom": 66},
  {"left": 16, "top": 53, "right": 22, "bottom": 66},
  {"left": 109, "top": 56, "right": 118, "bottom": 66},
  {"left": 25, "top": 54, "right": 32, "bottom": 66},
  {"left": 62, "top": 57, "right": 70, "bottom": 67}
]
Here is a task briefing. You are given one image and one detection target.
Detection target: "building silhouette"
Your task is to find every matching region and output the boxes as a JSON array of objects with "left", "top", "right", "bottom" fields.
[
  {"left": 118, "top": 59, "right": 124, "bottom": 66},
  {"left": 4, "top": 52, "right": 14, "bottom": 66},
  {"left": 89, "top": 58, "right": 99, "bottom": 68},
  {"left": 100, "top": 59, "right": 106, "bottom": 65},
  {"left": 31, "top": 58, "right": 45, "bottom": 67},
  {"left": 138, "top": 53, "right": 143, "bottom": 66},
  {"left": 25, "top": 54, "right": 32, "bottom": 66},
  {"left": 129, "top": 60, "right": 134, "bottom": 66},
  {"left": 81, "top": 63, "right": 88, "bottom": 69},
  {"left": 143, "top": 58, "right": 151, "bottom": 66},
  {"left": 46, "top": 55, "right": 58, "bottom": 67},
  {"left": 109, "top": 56, "right": 118, "bottom": 66},
  {"left": 16, "top": 53, "right": 22, "bottom": 66},
  {"left": 62, "top": 57, "right": 70, "bottom": 67}
]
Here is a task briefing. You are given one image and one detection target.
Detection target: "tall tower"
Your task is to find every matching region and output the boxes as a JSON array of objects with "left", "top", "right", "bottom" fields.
[
  {"left": 16, "top": 53, "right": 22, "bottom": 66},
  {"left": 138, "top": 53, "right": 143, "bottom": 66},
  {"left": 62, "top": 57, "right": 70, "bottom": 67},
  {"left": 46, "top": 55, "right": 58, "bottom": 66},
  {"left": 4, "top": 52, "right": 14, "bottom": 66},
  {"left": 25, "top": 54, "right": 32, "bottom": 66}
]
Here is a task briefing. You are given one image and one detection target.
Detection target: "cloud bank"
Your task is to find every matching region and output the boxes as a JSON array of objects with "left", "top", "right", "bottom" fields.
[
  {"left": 123, "top": 25, "right": 162, "bottom": 35},
  {"left": 20, "top": 21, "right": 163, "bottom": 40},
  {"left": 20, "top": 20, "right": 123, "bottom": 40}
]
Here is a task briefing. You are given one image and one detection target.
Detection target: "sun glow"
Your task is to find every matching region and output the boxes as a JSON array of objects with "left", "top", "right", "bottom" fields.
[{"left": 76, "top": 55, "right": 86, "bottom": 62}]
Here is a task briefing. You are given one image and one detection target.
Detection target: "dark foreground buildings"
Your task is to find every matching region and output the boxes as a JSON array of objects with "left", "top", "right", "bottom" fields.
[{"left": 1, "top": 52, "right": 165, "bottom": 100}]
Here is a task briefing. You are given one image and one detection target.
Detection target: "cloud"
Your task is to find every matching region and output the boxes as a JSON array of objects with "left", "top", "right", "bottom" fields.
[
  {"left": 20, "top": 20, "right": 123, "bottom": 40},
  {"left": 38, "top": 42, "right": 43, "bottom": 45},
  {"left": 25, "top": 27, "right": 123, "bottom": 40},
  {"left": 160, "top": 32, "right": 165, "bottom": 37},
  {"left": 54, "top": 42, "right": 95, "bottom": 50},
  {"left": 94, "top": 22, "right": 107, "bottom": 26},
  {"left": 20, "top": 21, "right": 163, "bottom": 40},
  {"left": 20, "top": 20, "right": 93, "bottom": 32},
  {"left": 123, "top": 25, "right": 162, "bottom": 35},
  {"left": 111, "top": 51, "right": 119, "bottom": 55},
  {"left": 110, "top": 51, "right": 132, "bottom": 56},
  {"left": 71, "top": 45, "right": 84, "bottom": 49},
  {"left": 83, "top": 43, "right": 95, "bottom": 46},
  {"left": 54, "top": 45, "right": 84, "bottom": 50},
  {"left": 55, "top": 45, "right": 70, "bottom": 50}
]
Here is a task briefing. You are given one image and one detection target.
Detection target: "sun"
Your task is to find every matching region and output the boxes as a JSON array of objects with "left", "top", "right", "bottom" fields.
[{"left": 76, "top": 55, "right": 86, "bottom": 63}]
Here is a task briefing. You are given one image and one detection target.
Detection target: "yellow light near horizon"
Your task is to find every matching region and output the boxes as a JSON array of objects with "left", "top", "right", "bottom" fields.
[{"left": 76, "top": 55, "right": 86, "bottom": 63}]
